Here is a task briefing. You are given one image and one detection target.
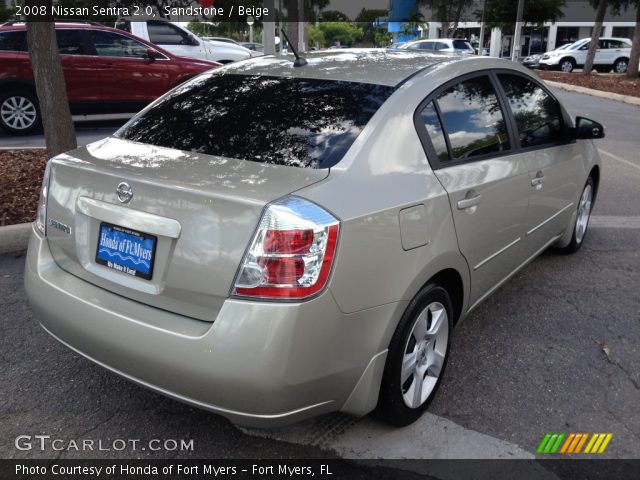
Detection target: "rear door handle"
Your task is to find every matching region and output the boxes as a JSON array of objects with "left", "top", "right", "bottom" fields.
[
  {"left": 531, "top": 176, "right": 545, "bottom": 187},
  {"left": 457, "top": 194, "right": 482, "bottom": 210}
]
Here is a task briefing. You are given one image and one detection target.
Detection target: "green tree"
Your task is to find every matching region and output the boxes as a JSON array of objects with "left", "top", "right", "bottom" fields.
[
  {"left": 478, "top": 0, "right": 566, "bottom": 32},
  {"left": 320, "top": 10, "right": 351, "bottom": 22},
  {"left": 186, "top": 21, "right": 217, "bottom": 38},
  {"left": 422, "top": 0, "right": 475, "bottom": 37},
  {"left": 355, "top": 8, "right": 389, "bottom": 46},
  {"left": 317, "top": 22, "right": 363, "bottom": 47},
  {"left": 307, "top": 24, "right": 325, "bottom": 47}
]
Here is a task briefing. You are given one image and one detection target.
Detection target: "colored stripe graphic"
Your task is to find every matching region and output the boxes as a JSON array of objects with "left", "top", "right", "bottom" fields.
[{"left": 538, "top": 433, "right": 613, "bottom": 454}]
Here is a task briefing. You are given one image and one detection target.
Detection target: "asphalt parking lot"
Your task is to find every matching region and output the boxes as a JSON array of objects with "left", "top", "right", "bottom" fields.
[{"left": 0, "top": 90, "right": 638, "bottom": 462}]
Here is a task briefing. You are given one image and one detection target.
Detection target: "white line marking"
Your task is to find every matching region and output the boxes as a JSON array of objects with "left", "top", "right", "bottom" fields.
[
  {"left": 240, "top": 412, "right": 536, "bottom": 460},
  {"left": 599, "top": 149, "right": 640, "bottom": 172},
  {"left": 590, "top": 215, "right": 640, "bottom": 229}
]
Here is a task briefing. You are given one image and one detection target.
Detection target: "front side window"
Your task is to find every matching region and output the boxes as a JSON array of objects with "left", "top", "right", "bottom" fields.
[
  {"left": 435, "top": 76, "right": 510, "bottom": 160},
  {"left": 498, "top": 74, "right": 564, "bottom": 148},
  {"left": 116, "top": 74, "right": 395, "bottom": 169},
  {"left": 89, "top": 31, "right": 147, "bottom": 58},
  {"left": 0, "top": 31, "right": 26, "bottom": 52},
  {"left": 56, "top": 29, "right": 85, "bottom": 55}
]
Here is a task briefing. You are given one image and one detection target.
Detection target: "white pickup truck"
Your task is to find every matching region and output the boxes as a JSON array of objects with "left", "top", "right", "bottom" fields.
[{"left": 116, "top": 19, "right": 252, "bottom": 64}]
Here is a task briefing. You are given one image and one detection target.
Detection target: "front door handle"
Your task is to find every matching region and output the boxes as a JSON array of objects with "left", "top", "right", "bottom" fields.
[{"left": 457, "top": 194, "right": 482, "bottom": 210}]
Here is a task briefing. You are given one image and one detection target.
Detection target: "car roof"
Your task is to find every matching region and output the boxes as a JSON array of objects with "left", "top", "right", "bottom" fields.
[{"left": 221, "top": 49, "right": 460, "bottom": 87}]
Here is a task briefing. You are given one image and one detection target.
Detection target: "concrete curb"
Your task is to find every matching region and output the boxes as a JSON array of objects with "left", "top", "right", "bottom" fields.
[
  {"left": 545, "top": 80, "right": 640, "bottom": 106},
  {"left": 0, "top": 223, "right": 32, "bottom": 255}
]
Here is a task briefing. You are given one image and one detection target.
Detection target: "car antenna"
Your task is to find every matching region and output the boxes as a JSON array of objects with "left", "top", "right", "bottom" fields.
[{"left": 280, "top": 28, "right": 307, "bottom": 67}]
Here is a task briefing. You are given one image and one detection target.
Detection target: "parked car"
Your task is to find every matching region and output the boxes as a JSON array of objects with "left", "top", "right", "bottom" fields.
[
  {"left": 538, "top": 37, "right": 632, "bottom": 73},
  {"left": 0, "top": 22, "right": 220, "bottom": 134},
  {"left": 386, "top": 42, "right": 406, "bottom": 50},
  {"left": 241, "top": 42, "right": 264, "bottom": 57},
  {"left": 25, "top": 50, "right": 603, "bottom": 428},
  {"left": 401, "top": 38, "right": 475, "bottom": 55},
  {"left": 116, "top": 19, "right": 251, "bottom": 64}
]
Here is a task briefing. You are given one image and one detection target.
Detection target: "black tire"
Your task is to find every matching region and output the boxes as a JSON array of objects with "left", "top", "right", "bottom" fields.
[
  {"left": 0, "top": 88, "right": 41, "bottom": 135},
  {"left": 377, "top": 284, "right": 453, "bottom": 426},
  {"left": 558, "top": 176, "right": 595, "bottom": 254},
  {"left": 559, "top": 57, "right": 575, "bottom": 73},
  {"left": 613, "top": 58, "right": 629, "bottom": 74}
]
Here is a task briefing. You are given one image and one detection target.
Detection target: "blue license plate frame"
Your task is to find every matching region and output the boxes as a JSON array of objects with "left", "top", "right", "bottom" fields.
[{"left": 95, "top": 223, "right": 157, "bottom": 280}]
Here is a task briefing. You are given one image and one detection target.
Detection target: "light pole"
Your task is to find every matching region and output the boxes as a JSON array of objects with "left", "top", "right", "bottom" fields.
[{"left": 247, "top": 15, "right": 255, "bottom": 43}]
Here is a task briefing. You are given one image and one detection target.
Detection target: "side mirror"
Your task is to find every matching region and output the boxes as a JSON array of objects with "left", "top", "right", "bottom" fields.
[{"left": 574, "top": 116, "right": 605, "bottom": 139}]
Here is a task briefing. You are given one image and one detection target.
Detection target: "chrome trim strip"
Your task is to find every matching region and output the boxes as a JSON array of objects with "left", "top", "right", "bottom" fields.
[
  {"left": 527, "top": 203, "right": 574, "bottom": 236},
  {"left": 467, "top": 233, "right": 563, "bottom": 314},
  {"left": 473, "top": 237, "right": 521, "bottom": 271}
]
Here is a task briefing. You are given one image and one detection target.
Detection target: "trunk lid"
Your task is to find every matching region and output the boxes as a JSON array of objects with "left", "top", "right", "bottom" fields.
[{"left": 45, "top": 137, "right": 329, "bottom": 321}]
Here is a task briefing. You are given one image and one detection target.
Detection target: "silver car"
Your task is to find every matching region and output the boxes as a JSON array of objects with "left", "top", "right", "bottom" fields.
[{"left": 25, "top": 50, "right": 604, "bottom": 427}]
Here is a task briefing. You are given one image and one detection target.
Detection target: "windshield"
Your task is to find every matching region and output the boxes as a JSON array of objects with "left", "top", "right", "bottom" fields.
[{"left": 116, "top": 74, "right": 394, "bottom": 169}]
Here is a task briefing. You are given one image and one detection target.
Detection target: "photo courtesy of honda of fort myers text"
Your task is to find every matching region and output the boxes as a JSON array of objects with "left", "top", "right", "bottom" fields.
[{"left": 0, "top": 0, "right": 639, "bottom": 479}]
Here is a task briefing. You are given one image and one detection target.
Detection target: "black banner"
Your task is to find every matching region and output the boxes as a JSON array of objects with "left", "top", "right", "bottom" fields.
[
  {"left": 3, "top": 1, "right": 637, "bottom": 24},
  {"left": 2, "top": 460, "right": 640, "bottom": 480}
]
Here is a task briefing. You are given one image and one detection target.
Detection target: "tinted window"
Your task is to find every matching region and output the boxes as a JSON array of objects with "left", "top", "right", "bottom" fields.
[
  {"left": 56, "top": 29, "right": 85, "bottom": 55},
  {"left": 148, "top": 21, "right": 189, "bottom": 45},
  {"left": 435, "top": 76, "right": 510, "bottom": 160},
  {"left": 420, "top": 42, "right": 433, "bottom": 50},
  {"left": 420, "top": 102, "right": 449, "bottom": 163},
  {"left": 0, "top": 31, "right": 26, "bottom": 52},
  {"left": 498, "top": 74, "right": 564, "bottom": 148},
  {"left": 89, "top": 31, "right": 147, "bottom": 58},
  {"left": 116, "top": 75, "right": 395, "bottom": 169},
  {"left": 435, "top": 42, "right": 449, "bottom": 50},
  {"left": 607, "top": 40, "right": 628, "bottom": 48},
  {"left": 453, "top": 40, "right": 471, "bottom": 50}
]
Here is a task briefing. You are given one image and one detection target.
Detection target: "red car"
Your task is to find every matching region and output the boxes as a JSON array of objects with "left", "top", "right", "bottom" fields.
[{"left": 0, "top": 22, "right": 221, "bottom": 134}]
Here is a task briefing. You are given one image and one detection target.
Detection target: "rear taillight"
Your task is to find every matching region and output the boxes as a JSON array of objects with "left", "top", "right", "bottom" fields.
[
  {"left": 35, "top": 160, "right": 52, "bottom": 235},
  {"left": 233, "top": 196, "right": 339, "bottom": 300}
]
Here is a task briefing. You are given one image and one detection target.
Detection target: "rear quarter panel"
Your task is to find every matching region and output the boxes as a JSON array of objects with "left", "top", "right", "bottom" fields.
[{"left": 298, "top": 63, "right": 475, "bottom": 326}]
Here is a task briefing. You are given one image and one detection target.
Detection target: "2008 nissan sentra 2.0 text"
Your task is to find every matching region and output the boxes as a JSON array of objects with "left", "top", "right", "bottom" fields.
[{"left": 25, "top": 49, "right": 604, "bottom": 427}]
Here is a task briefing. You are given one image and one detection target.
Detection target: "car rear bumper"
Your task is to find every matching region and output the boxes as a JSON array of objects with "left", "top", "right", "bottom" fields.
[{"left": 24, "top": 226, "right": 398, "bottom": 427}]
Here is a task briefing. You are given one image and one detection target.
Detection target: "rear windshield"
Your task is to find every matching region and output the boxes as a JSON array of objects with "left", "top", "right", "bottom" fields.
[{"left": 115, "top": 74, "right": 395, "bottom": 169}]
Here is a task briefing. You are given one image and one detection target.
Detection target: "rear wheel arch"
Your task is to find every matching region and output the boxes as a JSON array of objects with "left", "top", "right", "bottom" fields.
[{"left": 427, "top": 268, "right": 464, "bottom": 326}]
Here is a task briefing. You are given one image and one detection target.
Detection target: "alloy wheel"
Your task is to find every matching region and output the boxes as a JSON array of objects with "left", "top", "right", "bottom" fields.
[
  {"left": 575, "top": 183, "right": 593, "bottom": 244},
  {"left": 561, "top": 60, "right": 574, "bottom": 72},
  {"left": 401, "top": 301, "right": 449, "bottom": 409},
  {"left": 1, "top": 96, "right": 37, "bottom": 131}
]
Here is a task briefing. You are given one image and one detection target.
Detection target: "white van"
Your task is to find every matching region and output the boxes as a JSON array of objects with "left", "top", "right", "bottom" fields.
[{"left": 116, "top": 19, "right": 251, "bottom": 64}]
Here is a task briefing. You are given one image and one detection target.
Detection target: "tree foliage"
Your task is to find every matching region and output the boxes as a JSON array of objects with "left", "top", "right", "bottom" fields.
[
  {"left": 308, "top": 22, "right": 363, "bottom": 47},
  {"left": 320, "top": 10, "right": 351, "bottom": 22},
  {"left": 478, "top": 0, "right": 566, "bottom": 32},
  {"left": 422, "top": 0, "right": 475, "bottom": 37},
  {"left": 355, "top": 8, "right": 389, "bottom": 46}
]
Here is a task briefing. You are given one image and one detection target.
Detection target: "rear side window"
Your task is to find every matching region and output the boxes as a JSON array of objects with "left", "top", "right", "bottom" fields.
[
  {"left": 0, "top": 31, "right": 26, "bottom": 52},
  {"left": 148, "top": 21, "right": 190, "bottom": 45},
  {"left": 435, "top": 42, "right": 449, "bottom": 50},
  {"left": 419, "top": 102, "right": 449, "bottom": 162},
  {"left": 498, "top": 74, "right": 564, "bottom": 148},
  {"left": 116, "top": 74, "right": 395, "bottom": 169},
  {"left": 435, "top": 75, "right": 510, "bottom": 160}
]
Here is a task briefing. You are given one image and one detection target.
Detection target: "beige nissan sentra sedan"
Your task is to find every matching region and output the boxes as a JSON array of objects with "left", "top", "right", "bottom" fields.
[{"left": 25, "top": 50, "right": 604, "bottom": 427}]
